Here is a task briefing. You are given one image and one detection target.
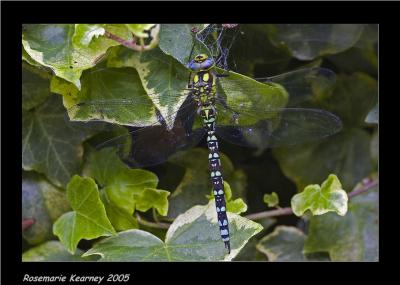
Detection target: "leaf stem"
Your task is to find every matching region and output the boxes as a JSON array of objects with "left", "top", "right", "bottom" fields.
[
  {"left": 104, "top": 31, "right": 153, "bottom": 51},
  {"left": 135, "top": 213, "right": 170, "bottom": 230}
]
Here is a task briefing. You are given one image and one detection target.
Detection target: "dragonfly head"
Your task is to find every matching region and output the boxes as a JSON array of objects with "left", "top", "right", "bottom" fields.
[{"left": 188, "top": 54, "right": 214, "bottom": 71}]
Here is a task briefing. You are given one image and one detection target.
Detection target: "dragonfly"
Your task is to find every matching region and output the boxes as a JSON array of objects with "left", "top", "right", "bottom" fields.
[{"left": 68, "top": 49, "right": 342, "bottom": 254}]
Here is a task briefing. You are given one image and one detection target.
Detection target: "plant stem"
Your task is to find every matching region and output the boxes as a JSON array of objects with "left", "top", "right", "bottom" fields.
[
  {"left": 134, "top": 178, "right": 378, "bottom": 228},
  {"left": 245, "top": 207, "right": 293, "bottom": 220},
  {"left": 136, "top": 213, "right": 170, "bottom": 230},
  {"left": 245, "top": 178, "right": 379, "bottom": 221},
  {"left": 104, "top": 31, "right": 140, "bottom": 50},
  {"left": 104, "top": 31, "right": 154, "bottom": 51},
  {"left": 348, "top": 179, "right": 378, "bottom": 198}
]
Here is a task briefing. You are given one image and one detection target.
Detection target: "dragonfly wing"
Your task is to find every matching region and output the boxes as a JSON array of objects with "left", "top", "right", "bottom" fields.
[
  {"left": 260, "top": 67, "right": 336, "bottom": 106},
  {"left": 215, "top": 107, "right": 342, "bottom": 149},
  {"left": 219, "top": 67, "right": 336, "bottom": 108},
  {"left": 94, "top": 100, "right": 205, "bottom": 167}
]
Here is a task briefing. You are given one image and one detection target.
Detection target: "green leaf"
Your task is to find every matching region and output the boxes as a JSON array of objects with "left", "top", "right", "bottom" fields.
[
  {"left": 100, "top": 190, "right": 138, "bottom": 231},
  {"left": 266, "top": 24, "right": 365, "bottom": 60},
  {"left": 22, "top": 46, "right": 43, "bottom": 68},
  {"left": 22, "top": 241, "right": 93, "bottom": 262},
  {"left": 291, "top": 174, "right": 348, "bottom": 217},
  {"left": 107, "top": 46, "right": 189, "bottom": 129},
  {"left": 328, "top": 24, "right": 378, "bottom": 77},
  {"left": 167, "top": 148, "right": 247, "bottom": 219},
  {"left": 365, "top": 103, "right": 378, "bottom": 124},
  {"left": 227, "top": 24, "right": 292, "bottom": 76},
  {"left": 73, "top": 25, "right": 105, "bottom": 46},
  {"left": 53, "top": 64, "right": 159, "bottom": 127},
  {"left": 226, "top": 198, "right": 248, "bottom": 215},
  {"left": 73, "top": 24, "right": 133, "bottom": 48},
  {"left": 135, "top": 188, "right": 170, "bottom": 216},
  {"left": 159, "top": 24, "right": 210, "bottom": 65},
  {"left": 257, "top": 226, "right": 330, "bottom": 262},
  {"left": 22, "top": 172, "right": 70, "bottom": 244},
  {"left": 22, "top": 63, "right": 51, "bottom": 110},
  {"left": 83, "top": 148, "right": 169, "bottom": 230},
  {"left": 257, "top": 226, "right": 307, "bottom": 261},
  {"left": 273, "top": 128, "right": 373, "bottom": 191},
  {"left": 321, "top": 72, "right": 377, "bottom": 127},
  {"left": 53, "top": 175, "right": 116, "bottom": 254},
  {"left": 22, "top": 24, "right": 131, "bottom": 89},
  {"left": 22, "top": 94, "right": 94, "bottom": 187},
  {"left": 263, "top": 192, "right": 279, "bottom": 208},
  {"left": 83, "top": 201, "right": 263, "bottom": 261},
  {"left": 304, "top": 187, "right": 378, "bottom": 261}
]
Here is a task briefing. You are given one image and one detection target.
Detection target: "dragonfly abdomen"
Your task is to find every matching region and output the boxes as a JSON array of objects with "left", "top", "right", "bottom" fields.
[{"left": 201, "top": 106, "right": 231, "bottom": 254}]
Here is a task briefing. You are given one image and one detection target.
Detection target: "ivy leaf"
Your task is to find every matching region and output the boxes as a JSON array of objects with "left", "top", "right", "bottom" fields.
[
  {"left": 134, "top": 188, "right": 170, "bottom": 216},
  {"left": 73, "top": 25, "right": 105, "bottom": 46},
  {"left": 22, "top": 94, "right": 94, "bottom": 188},
  {"left": 107, "top": 46, "right": 189, "bottom": 129},
  {"left": 263, "top": 192, "right": 279, "bottom": 208},
  {"left": 304, "top": 187, "right": 378, "bottom": 261},
  {"left": 83, "top": 201, "right": 263, "bottom": 261},
  {"left": 365, "top": 103, "right": 378, "bottom": 124},
  {"left": 256, "top": 226, "right": 330, "bottom": 262},
  {"left": 83, "top": 148, "right": 170, "bottom": 229},
  {"left": 23, "top": 46, "right": 43, "bottom": 68},
  {"left": 291, "top": 174, "right": 348, "bottom": 217},
  {"left": 52, "top": 64, "right": 159, "bottom": 128},
  {"left": 159, "top": 24, "right": 210, "bottom": 65},
  {"left": 53, "top": 175, "right": 116, "bottom": 254},
  {"left": 22, "top": 64, "right": 51, "bottom": 110},
  {"left": 167, "top": 148, "right": 247, "bottom": 219},
  {"left": 257, "top": 226, "right": 307, "bottom": 261},
  {"left": 73, "top": 24, "right": 133, "bottom": 48},
  {"left": 321, "top": 73, "right": 377, "bottom": 127},
  {"left": 22, "top": 24, "right": 131, "bottom": 89},
  {"left": 327, "top": 24, "right": 378, "bottom": 77},
  {"left": 22, "top": 241, "right": 94, "bottom": 262},
  {"left": 100, "top": 190, "right": 138, "bottom": 231},
  {"left": 266, "top": 24, "right": 365, "bottom": 60},
  {"left": 22, "top": 171, "right": 70, "bottom": 245},
  {"left": 273, "top": 128, "right": 372, "bottom": 191}
]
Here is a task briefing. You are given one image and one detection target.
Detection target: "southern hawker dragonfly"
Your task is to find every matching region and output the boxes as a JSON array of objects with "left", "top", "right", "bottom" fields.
[{"left": 67, "top": 46, "right": 342, "bottom": 253}]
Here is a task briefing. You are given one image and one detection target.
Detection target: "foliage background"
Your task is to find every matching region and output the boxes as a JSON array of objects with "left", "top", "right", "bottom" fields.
[{"left": 22, "top": 24, "right": 378, "bottom": 261}]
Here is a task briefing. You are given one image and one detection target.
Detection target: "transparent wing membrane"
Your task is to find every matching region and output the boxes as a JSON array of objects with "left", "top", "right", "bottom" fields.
[
  {"left": 215, "top": 107, "right": 342, "bottom": 149},
  {"left": 222, "top": 67, "right": 336, "bottom": 107},
  {"left": 93, "top": 98, "right": 205, "bottom": 167},
  {"left": 66, "top": 55, "right": 341, "bottom": 166}
]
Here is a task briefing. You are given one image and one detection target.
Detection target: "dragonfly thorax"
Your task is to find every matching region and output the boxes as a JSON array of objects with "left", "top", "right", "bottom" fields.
[{"left": 191, "top": 70, "right": 217, "bottom": 107}]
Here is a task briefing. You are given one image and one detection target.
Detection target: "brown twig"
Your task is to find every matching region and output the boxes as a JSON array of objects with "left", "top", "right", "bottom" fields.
[
  {"left": 134, "top": 178, "right": 378, "bottom": 228},
  {"left": 348, "top": 179, "right": 379, "bottom": 198},
  {"left": 245, "top": 178, "right": 379, "bottom": 221},
  {"left": 104, "top": 31, "right": 143, "bottom": 51}
]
